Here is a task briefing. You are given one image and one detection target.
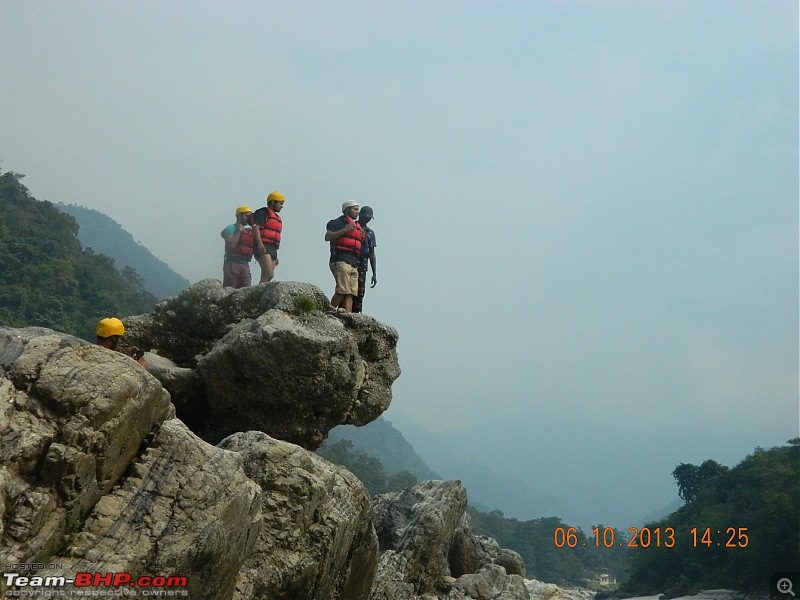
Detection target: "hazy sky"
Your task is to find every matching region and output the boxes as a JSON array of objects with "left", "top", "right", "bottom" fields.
[{"left": 1, "top": 1, "right": 797, "bottom": 527}]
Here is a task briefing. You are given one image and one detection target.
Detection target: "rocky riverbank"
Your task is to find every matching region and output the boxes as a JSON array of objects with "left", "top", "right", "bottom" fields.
[{"left": 1, "top": 280, "right": 535, "bottom": 599}]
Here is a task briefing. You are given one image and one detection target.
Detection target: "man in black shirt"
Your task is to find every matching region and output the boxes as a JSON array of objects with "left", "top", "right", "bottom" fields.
[{"left": 353, "top": 205, "right": 377, "bottom": 313}]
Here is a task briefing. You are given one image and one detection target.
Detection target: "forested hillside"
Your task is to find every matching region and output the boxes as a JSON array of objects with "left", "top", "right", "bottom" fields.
[
  {"left": 56, "top": 203, "right": 189, "bottom": 298},
  {"left": 326, "top": 417, "right": 441, "bottom": 482},
  {"left": 0, "top": 171, "right": 158, "bottom": 340},
  {"left": 616, "top": 440, "right": 800, "bottom": 597},
  {"left": 321, "top": 421, "right": 798, "bottom": 591},
  {"left": 468, "top": 508, "right": 630, "bottom": 586},
  {"left": 320, "top": 418, "right": 628, "bottom": 586}
]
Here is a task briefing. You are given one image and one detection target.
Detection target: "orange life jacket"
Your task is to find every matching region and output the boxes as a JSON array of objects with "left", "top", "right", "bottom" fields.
[
  {"left": 258, "top": 208, "right": 282, "bottom": 248},
  {"left": 225, "top": 227, "right": 254, "bottom": 260},
  {"left": 334, "top": 217, "right": 363, "bottom": 255}
]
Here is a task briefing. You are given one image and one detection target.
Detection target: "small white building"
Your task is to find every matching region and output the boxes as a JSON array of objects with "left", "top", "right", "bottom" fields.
[{"left": 599, "top": 573, "right": 617, "bottom": 586}]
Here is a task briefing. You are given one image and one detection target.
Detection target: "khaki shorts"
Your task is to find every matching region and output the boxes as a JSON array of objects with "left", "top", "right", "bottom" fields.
[{"left": 330, "top": 261, "right": 359, "bottom": 296}]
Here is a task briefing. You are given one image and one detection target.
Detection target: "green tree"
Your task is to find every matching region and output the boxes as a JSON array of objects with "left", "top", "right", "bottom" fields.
[
  {"left": 673, "top": 460, "right": 729, "bottom": 503},
  {"left": 387, "top": 470, "right": 419, "bottom": 492},
  {"left": 0, "top": 170, "right": 157, "bottom": 340},
  {"left": 317, "top": 439, "right": 389, "bottom": 495},
  {"left": 620, "top": 443, "right": 799, "bottom": 596},
  {"left": 467, "top": 507, "right": 630, "bottom": 586}
]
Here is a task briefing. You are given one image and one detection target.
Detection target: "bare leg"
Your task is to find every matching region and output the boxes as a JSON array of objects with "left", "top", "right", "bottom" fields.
[
  {"left": 340, "top": 295, "right": 354, "bottom": 313},
  {"left": 256, "top": 254, "right": 276, "bottom": 284}
]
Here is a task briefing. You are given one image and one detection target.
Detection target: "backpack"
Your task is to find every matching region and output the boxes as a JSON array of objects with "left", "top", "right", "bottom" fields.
[{"left": 250, "top": 207, "right": 269, "bottom": 227}]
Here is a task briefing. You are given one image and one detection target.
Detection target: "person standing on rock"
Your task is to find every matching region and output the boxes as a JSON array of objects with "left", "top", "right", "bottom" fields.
[
  {"left": 353, "top": 205, "right": 377, "bottom": 314},
  {"left": 95, "top": 317, "right": 146, "bottom": 366},
  {"left": 221, "top": 205, "right": 255, "bottom": 289},
  {"left": 253, "top": 191, "right": 285, "bottom": 284},
  {"left": 325, "top": 200, "right": 363, "bottom": 313}
]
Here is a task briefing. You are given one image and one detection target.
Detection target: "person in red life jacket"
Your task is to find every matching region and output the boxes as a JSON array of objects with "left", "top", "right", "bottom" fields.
[
  {"left": 353, "top": 205, "right": 377, "bottom": 313},
  {"left": 325, "top": 200, "right": 363, "bottom": 313},
  {"left": 95, "top": 317, "right": 146, "bottom": 367},
  {"left": 254, "top": 191, "right": 285, "bottom": 284},
  {"left": 220, "top": 205, "right": 255, "bottom": 289}
]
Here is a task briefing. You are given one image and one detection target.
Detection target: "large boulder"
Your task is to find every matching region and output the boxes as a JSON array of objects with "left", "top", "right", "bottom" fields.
[
  {"left": 125, "top": 280, "right": 401, "bottom": 449},
  {"left": 61, "top": 419, "right": 263, "bottom": 598},
  {"left": 525, "top": 579, "right": 595, "bottom": 600},
  {"left": 220, "top": 431, "right": 379, "bottom": 600},
  {"left": 369, "top": 480, "right": 528, "bottom": 600},
  {"left": 473, "top": 535, "right": 526, "bottom": 578},
  {"left": 447, "top": 564, "right": 530, "bottom": 600},
  {"left": 0, "top": 326, "right": 173, "bottom": 561},
  {"left": 0, "top": 327, "right": 262, "bottom": 599},
  {"left": 371, "top": 481, "right": 469, "bottom": 597}
]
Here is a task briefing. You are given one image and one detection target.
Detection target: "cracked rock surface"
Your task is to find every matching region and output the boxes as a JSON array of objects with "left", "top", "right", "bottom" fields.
[
  {"left": 0, "top": 327, "right": 261, "bottom": 598},
  {"left": 369, "top": 480, "right": 530, "bottom": 600},
  {"left": 124, "top": 280, "right": 401, "bottom": 449}
]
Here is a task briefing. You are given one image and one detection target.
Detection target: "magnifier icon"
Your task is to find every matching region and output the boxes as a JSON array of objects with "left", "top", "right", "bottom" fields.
[{"left": 778, "top": 578, "right": 795, "bottom": 596}]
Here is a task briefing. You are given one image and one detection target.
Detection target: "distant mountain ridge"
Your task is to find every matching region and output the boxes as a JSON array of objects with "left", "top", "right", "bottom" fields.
[
  {"left": 0, "top": 171, "right": 158, "bottom": 340},
  {"left": 326, "top": 417, "right": 440, "bottom": 482},
  {"left": 56, "top": 203, "right": 189, "bottom": 299},
  {"left": 381, "top": 412, "right": 583, "bottom": 522},
  {"left": 326, "top": 415, "right": 577, "bottom": 521}
]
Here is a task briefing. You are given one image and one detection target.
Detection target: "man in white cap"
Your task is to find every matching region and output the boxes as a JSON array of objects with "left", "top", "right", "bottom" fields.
[{"left": 325, "top": 201, "right": 364, "bottom": 312}]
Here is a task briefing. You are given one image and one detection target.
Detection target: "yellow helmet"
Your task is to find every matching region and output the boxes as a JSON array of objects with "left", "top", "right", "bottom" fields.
[
  {"left": 96, "top": 317, "right": 125, "bottom": 338},
  {"left": 267, "top": 191, "right": 285, "bottom": 203},
  {"left": 235, "top": 205, "right": 252, "bottom": 215}
]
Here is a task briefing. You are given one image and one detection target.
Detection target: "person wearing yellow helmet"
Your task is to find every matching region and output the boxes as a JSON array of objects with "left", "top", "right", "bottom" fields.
[
  {"left": 221, "top": 205, "right": 255, "bottom": 288},
  {"left": 96, "top": 317, "right": 125, "bottom": 345},
  {"left": 252, "top": 191, "right": 285, "bottom": 284},
  {"left": 95, "top": 318, "right": 146, "bottom": 366}
]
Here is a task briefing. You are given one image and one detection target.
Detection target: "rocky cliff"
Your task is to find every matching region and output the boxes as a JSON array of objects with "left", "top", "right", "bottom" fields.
[
  {"left": 124, "top": 280, "right": 400, "bottom": 449},
  {"left": 1, "top": 281, "right": 531, "bottom": 600}
]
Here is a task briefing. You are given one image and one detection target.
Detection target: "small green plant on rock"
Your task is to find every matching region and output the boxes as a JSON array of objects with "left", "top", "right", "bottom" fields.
[
  {"left": 294, "top": 294, "right": 320, "bottom": 314},
  {"left": 52, "top": 517, "right": 82, "bottom": 557}
]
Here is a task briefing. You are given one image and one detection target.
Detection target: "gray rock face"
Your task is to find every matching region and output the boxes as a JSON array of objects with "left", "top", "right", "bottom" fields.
[
  {"left": 125, "top": 280, "right": 401, "bottom": 449},
  {"left": 369, "top": 480, "right": 528, "bottom": 600},
  {"left": 220, "top": 431, "right": 378, "bottom": 600},
  {"left": 448, "top": 564, "right": 530, "bottom": 599},
  {"left": 0, "top": 327, "right": 262, "bottom": 599},
  {"left": 525, "top": 579, "right": 595, "bottom": 600},
  {"left": 63, "top": 419, "right": 263, "bottom": 598},
  {"left": 0, "top": 327, "right": 172, "bottom": 560},
  {"left": 474, "top": 535, "right": 526, "bottom": 578},
  {"left": 371, "top": 481, "right": 468, "bottom": 597},
  {"left": 1, "top": 302, "right": 525, "bottom": 600}
]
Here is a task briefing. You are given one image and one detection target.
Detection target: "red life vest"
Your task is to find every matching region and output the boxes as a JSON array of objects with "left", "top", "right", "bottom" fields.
[
  {"left": 258, "top": 208, "right": 282, "bottom": 248},
  {"left": 224, "top": 226, "right": 254, "bottom": 260},
  {"left": 334, "top": 217, "right": 363, "bottom": 255}
]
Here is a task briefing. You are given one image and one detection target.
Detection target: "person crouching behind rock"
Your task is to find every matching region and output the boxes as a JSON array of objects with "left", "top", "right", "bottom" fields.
[
  {"left": 95, "top": 317, "right": 146, "bottom": 366},
  {"left": 325, "top": 200, "right": 363, "bottom": 313}
]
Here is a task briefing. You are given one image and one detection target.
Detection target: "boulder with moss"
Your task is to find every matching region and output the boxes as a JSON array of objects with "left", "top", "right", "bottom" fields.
[{"left": 124, "top": 280, "right": 401, "bottom": 449}]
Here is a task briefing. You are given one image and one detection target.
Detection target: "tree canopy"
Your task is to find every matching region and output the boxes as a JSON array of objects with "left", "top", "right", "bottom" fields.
[
  {"left": 317, "top": 439, "right": 420, "bottom": 496},
  {"left": 618, "top": 441, "right": 799, "bottom": 597},
  {"left": 0, "top": 171, "right": 157, "bottom": 340}
]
